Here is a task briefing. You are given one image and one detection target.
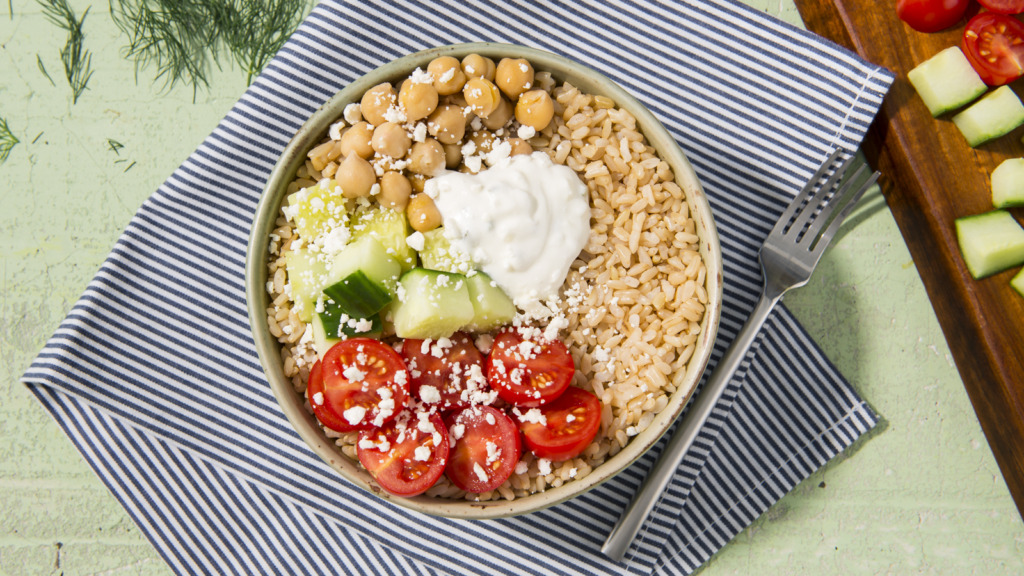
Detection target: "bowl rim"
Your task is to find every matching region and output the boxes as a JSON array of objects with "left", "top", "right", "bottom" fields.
[{"left": 245, "top": 42, "right": 723, "bottom": 519}]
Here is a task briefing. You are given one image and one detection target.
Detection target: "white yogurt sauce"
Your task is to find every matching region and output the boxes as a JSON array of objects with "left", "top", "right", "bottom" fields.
[{"left": 424, "top": 152, "right": 591, "bottom": 308}]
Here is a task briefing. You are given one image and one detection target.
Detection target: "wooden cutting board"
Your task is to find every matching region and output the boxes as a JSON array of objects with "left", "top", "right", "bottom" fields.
[{"left": 792, "top": 1, "right": 1024, "bottom": 518}]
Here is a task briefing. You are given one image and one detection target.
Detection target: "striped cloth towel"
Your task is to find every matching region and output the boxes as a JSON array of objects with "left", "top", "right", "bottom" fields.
[{"left": 22, "top": 0, "right": 894, "bottom": 574}]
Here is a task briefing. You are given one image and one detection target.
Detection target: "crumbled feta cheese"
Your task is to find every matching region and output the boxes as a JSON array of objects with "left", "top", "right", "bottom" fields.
[
  {"left": 406, "top": 231, "right": 425, "bottom": 251},
  {"left": 343, "top": 366, "right": 366, "bottom": 382},
  {"left": 409, "top": 67, "right": 434, "bottom": 84},
  {"left": 515, "top": 460, "right": 529, "bottom": 475},
  {"left": 343, "top": 102, "right": 362, "bottom": 124},
  {"left": 328, "top": 120, "right": 346, "bottom": 140},
  {"left": 311, "top": 392, "right": 324, "bottom": 406},
  {"left": 537, "top": 458, "right": 552, "bottom": 476},
  {"left": 413, "top": 445, "right": 432, "bottom": 461},
  {"left": 517, "top": 125, "right": 537, "bottom": 140},
  {"left": 473, "top": 462, "right": 489, "bottom": 482},
  {"left": 343, "top": 406, "right": 366, "bottom": 426},
  {"left": 420, "top": 385, "right": 441, "bottom": 404}
]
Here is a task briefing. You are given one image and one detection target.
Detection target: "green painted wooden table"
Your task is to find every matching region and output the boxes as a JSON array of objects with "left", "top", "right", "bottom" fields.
[{"left": 2, "top": 1, "right": 1023, "bottom": 574}]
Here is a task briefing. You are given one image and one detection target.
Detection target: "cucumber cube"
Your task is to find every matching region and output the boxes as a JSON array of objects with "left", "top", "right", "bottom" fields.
[
  {"left": 325, "top": 236, "right": 402, "bottom": 296},
  {"left": 1012, "top": 268, "right": 1024, "bottom": 298},
  {"left": 351, "top": 206, "right": 417, "bottom": 271},
  {"left": 992, "top": 158, "right": 1024, "bottom": 208},
  {"left": 283, "top": 247, "right": 328, "bottom": 322},
  {"left": 952, "top": 86, "right": 1024, "bottom": 147},
  {"left": 955, "top": 210, "right": 1024, "bottom": 279},
  {"left": 287, "top": 180, "right": 348, "bottom": 243},
  {"left": 907, "top": 47, "right": 987, "bottom": 117},
  {"left": 465, "top": 272, "right": 517, "bottom": 332},
  {"left": 312, "top": 314, "right": 342, "bottom": 359},
  {"left": 391, "top": 269, "right": 474, "bottom": 339},
  {"left": 419, "top": 227, "right": 472, "bottom": 274}
]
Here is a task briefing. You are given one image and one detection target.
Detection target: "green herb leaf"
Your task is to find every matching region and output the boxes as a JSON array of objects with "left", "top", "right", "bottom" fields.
[
  {"left": 38, "top": 0, "right": 94, "bottom": 104},
  {"left": 107, "top": 138, "right": 125, "bottom": 154},
  {"left": 37, "top": 54, "right": 57, "bottom": 86},
  {"left": 110, "top": 0, "right": 309, "bottom": 96},
  {"left": 0, "top": 117, "right": 20, "bottom": 165}
]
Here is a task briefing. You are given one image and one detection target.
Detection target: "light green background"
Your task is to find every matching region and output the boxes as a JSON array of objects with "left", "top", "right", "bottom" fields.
[{"left": 2, "top": 1, "right": 1022, "bottom": 574}]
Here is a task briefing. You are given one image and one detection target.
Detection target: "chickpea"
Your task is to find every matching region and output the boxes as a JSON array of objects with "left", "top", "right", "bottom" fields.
[
  {"left": 495, "top": 58, "right": 534, "bottom": 100},
  {"left": 360, "top": 83, "right": 397, "bottom": 126},
  {"left": 428, "top": 56, "right": 466, "bottom": 95},
  {"left": 408, "top": 138, "right": 446, "bottom": 176},
  {"left": 427, "top": 105, "right": 467, "bottom": 145},
  {"left": 339, "top": 121, "right": 374, "bottom": 159},
  {"left": 515, "top": 89, "right": 554, "bottom": 131},
  {"left": 371, "top": 122, "right": 411, "bottom": 159},
  {"left": 335, "top": 153, "right": 376, "bottom": 198},
  {"left": 461, "top": 53, "right": 496, "bottom": 81},
  {"left": 408, "top": 173, "right": 427, "bottom": 194},
  {"left": 378, "top": 171, "right": 412, "bottom": 209},
  {"left": 399, "top": 81, "right": 438, "bottom": 122},
  {"left": 482, "top": 96, "right": 513, "bottom": 130},
  {"left": 407, "top": 193, "right": 442, "bottom": 232},
  {"left": 467, "top": 131, "right": 496, "bottom": 157},
  {"left": 443, "top": 143, "right": 462, "bottom": 169},
  {"left": 443, "top": 92, "right": 469, "bottom": 109},
  {"left": 507, "top": 137, "right": 533, "bottom": 156},
  {"left": 463, "top": 77, "right": 502, "bottom": 118}
]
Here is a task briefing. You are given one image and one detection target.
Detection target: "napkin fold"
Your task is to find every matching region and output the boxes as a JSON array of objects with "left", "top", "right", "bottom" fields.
[{"left": 22, "top": 0, "right": 894, "bottom": 574}]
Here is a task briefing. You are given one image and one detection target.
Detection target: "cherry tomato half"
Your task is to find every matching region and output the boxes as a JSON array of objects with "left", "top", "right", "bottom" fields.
[
  {"left": 897, "top": 0, "right": 971, "bottom": 33},
  {"left": 486, "top": 329, "right": 575, "bottom": 408},
  {"left": 516, "top": 387, "right": 602, "bottom": 462},
  {"left": 963, "top": 12, "right": 1024, "bottom": 85},
  {"left": 357, "top": 411, "right": 449, "bottom": 497},
  {"left": 978, "top": 0, "right": 1024, "bottom": 15},
  {"left": 314, "top": 338, "right": 410, "bottom": 432},
  {"left": 444, "top": 405, "right": 521, "bottom": 493},
  {"left": 400, "top": 333, "right": 487, "bottom": 410}
]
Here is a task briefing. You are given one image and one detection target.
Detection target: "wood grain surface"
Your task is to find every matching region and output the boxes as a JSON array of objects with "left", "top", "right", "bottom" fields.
[{"left": 793, "top": 0, "right": 1024, "bottom": 518}]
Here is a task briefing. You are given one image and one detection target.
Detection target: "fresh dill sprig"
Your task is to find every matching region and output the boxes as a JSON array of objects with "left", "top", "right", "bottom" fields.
[
  {"left": 107, "top": 138, "right": 125, "bottom": 154},
  {"left": 0, "top": 117, "right": 20, "bottom": 165},
  {"left": 37, "top": 54, "right": 56, "bottom": 86},
  {"left": 110, "top": 0, "right": 309, "bottom": 96},
  {"left": 39, "top": 0, "right": 94, "bottom": 104}
]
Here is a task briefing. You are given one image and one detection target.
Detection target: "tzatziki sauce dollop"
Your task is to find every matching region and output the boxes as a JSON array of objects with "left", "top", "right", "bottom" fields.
[{"left": 424, "top": 152, "right": 591, "bottom": 310}]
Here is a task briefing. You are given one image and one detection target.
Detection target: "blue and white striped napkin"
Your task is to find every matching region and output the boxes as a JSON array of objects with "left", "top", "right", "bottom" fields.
[{"left": 22, "top": 0, "right": 893, "bottom": 574}]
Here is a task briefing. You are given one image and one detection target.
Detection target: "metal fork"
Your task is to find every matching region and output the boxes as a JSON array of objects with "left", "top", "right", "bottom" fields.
[{"left": 602, "top": 149, "right": 880, "bottom": 561}]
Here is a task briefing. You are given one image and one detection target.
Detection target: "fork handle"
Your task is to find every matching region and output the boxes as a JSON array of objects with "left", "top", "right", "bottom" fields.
[{"left": 602, "top": 291, "right": 781, "bottom": 561}]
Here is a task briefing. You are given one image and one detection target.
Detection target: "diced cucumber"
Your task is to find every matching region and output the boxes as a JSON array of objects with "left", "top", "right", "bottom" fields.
[
  {"left": 955, "top": 210, "right": 1024, "bottom": 279},
  {"left": 391, "top": 269, "right": 474, "bottom": 339},
  {"left": 322, "top": 270, "right": 392, "bottom": 319},
  {"left": 419, "top": 227, "right": 472, "bottom": 274},
  {"left": 952, "top": 86, "right": 1024, "bottom": 147},
  {"left": 907, "top": 47, "right": 987, "bottom": 117},
  {"left": 992, "top": 158, "right": 1024, "bottom": 208},
  {"left": 351, "top": 206, "right": 417, "bottom": 271},
  {"left": 286, "top": 180, "right": 348, "bottom": 243},
  {"left": 1012, "top": 268, "right": 1024, "bottom": 298},
  {"left": 325, "top": 236, "right": 402, "bottom": 296},
  {"left": 464, "top": 272, "right": 516, "bottom": 332},
  {"left": 283, "top": 247, "right": 328, "bottom": 322},
  {"left": 312, "top": 313, "right": 342, "bottom": 359}
]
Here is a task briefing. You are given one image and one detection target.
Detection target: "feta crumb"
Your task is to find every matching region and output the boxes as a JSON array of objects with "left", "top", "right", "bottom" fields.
[
  {"left": 515, "top": 460, "right": 529, "bottom": 475},
  {"left": 406, "top": 230, "right": 425, "bottom": 251},
  {"left": 343, "top": 102, "right": 362, "bottom": 124},
  {"left": 311, "top": 392, "right": 324, "bottom": 406},
  {"left": 537, "top": 458, "right": 552, "bottom": 476},
  {"left": 343, "top": 406, "right": 366, "bottom": 426},
  {"left": 517, "top": 125, "right": 537, "bottom": 139},
  {"left": 420, "top": 385, "right": 441, "bottom": 404},
  {"left": 328, "top": 120, "right": 346, "bottom": 140},
  {"left": 413, "top": 445, "right": 432, "bottom": 461},
  {"left": 343, "top": 366, "right": 366, "bottom": 382},
  {"left": 473, "top": 462, "right": 489, "bottom": 483}
]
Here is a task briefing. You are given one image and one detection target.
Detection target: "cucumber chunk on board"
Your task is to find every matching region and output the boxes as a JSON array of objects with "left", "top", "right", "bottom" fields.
[
  {"left": 955, "top": 210, "right": 1024, "bottom": 279},
  {"left": 907, "top": 47, "right": 987, "bottom": 117},
  {"left": 1013, "top": 268, "right": 1024, "bottom": 298},
  {"left": 952, "top": 86, "right": 1024, "bottom": 147},
  {"left": 391, "top": 269, "right": 474, "bottom": 339},
  {"left": 464, "top": 272, "right": 517, "bottom": 332},
  {"left": 992, "top": 158, "right": 1024, "bottom": 208}
]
